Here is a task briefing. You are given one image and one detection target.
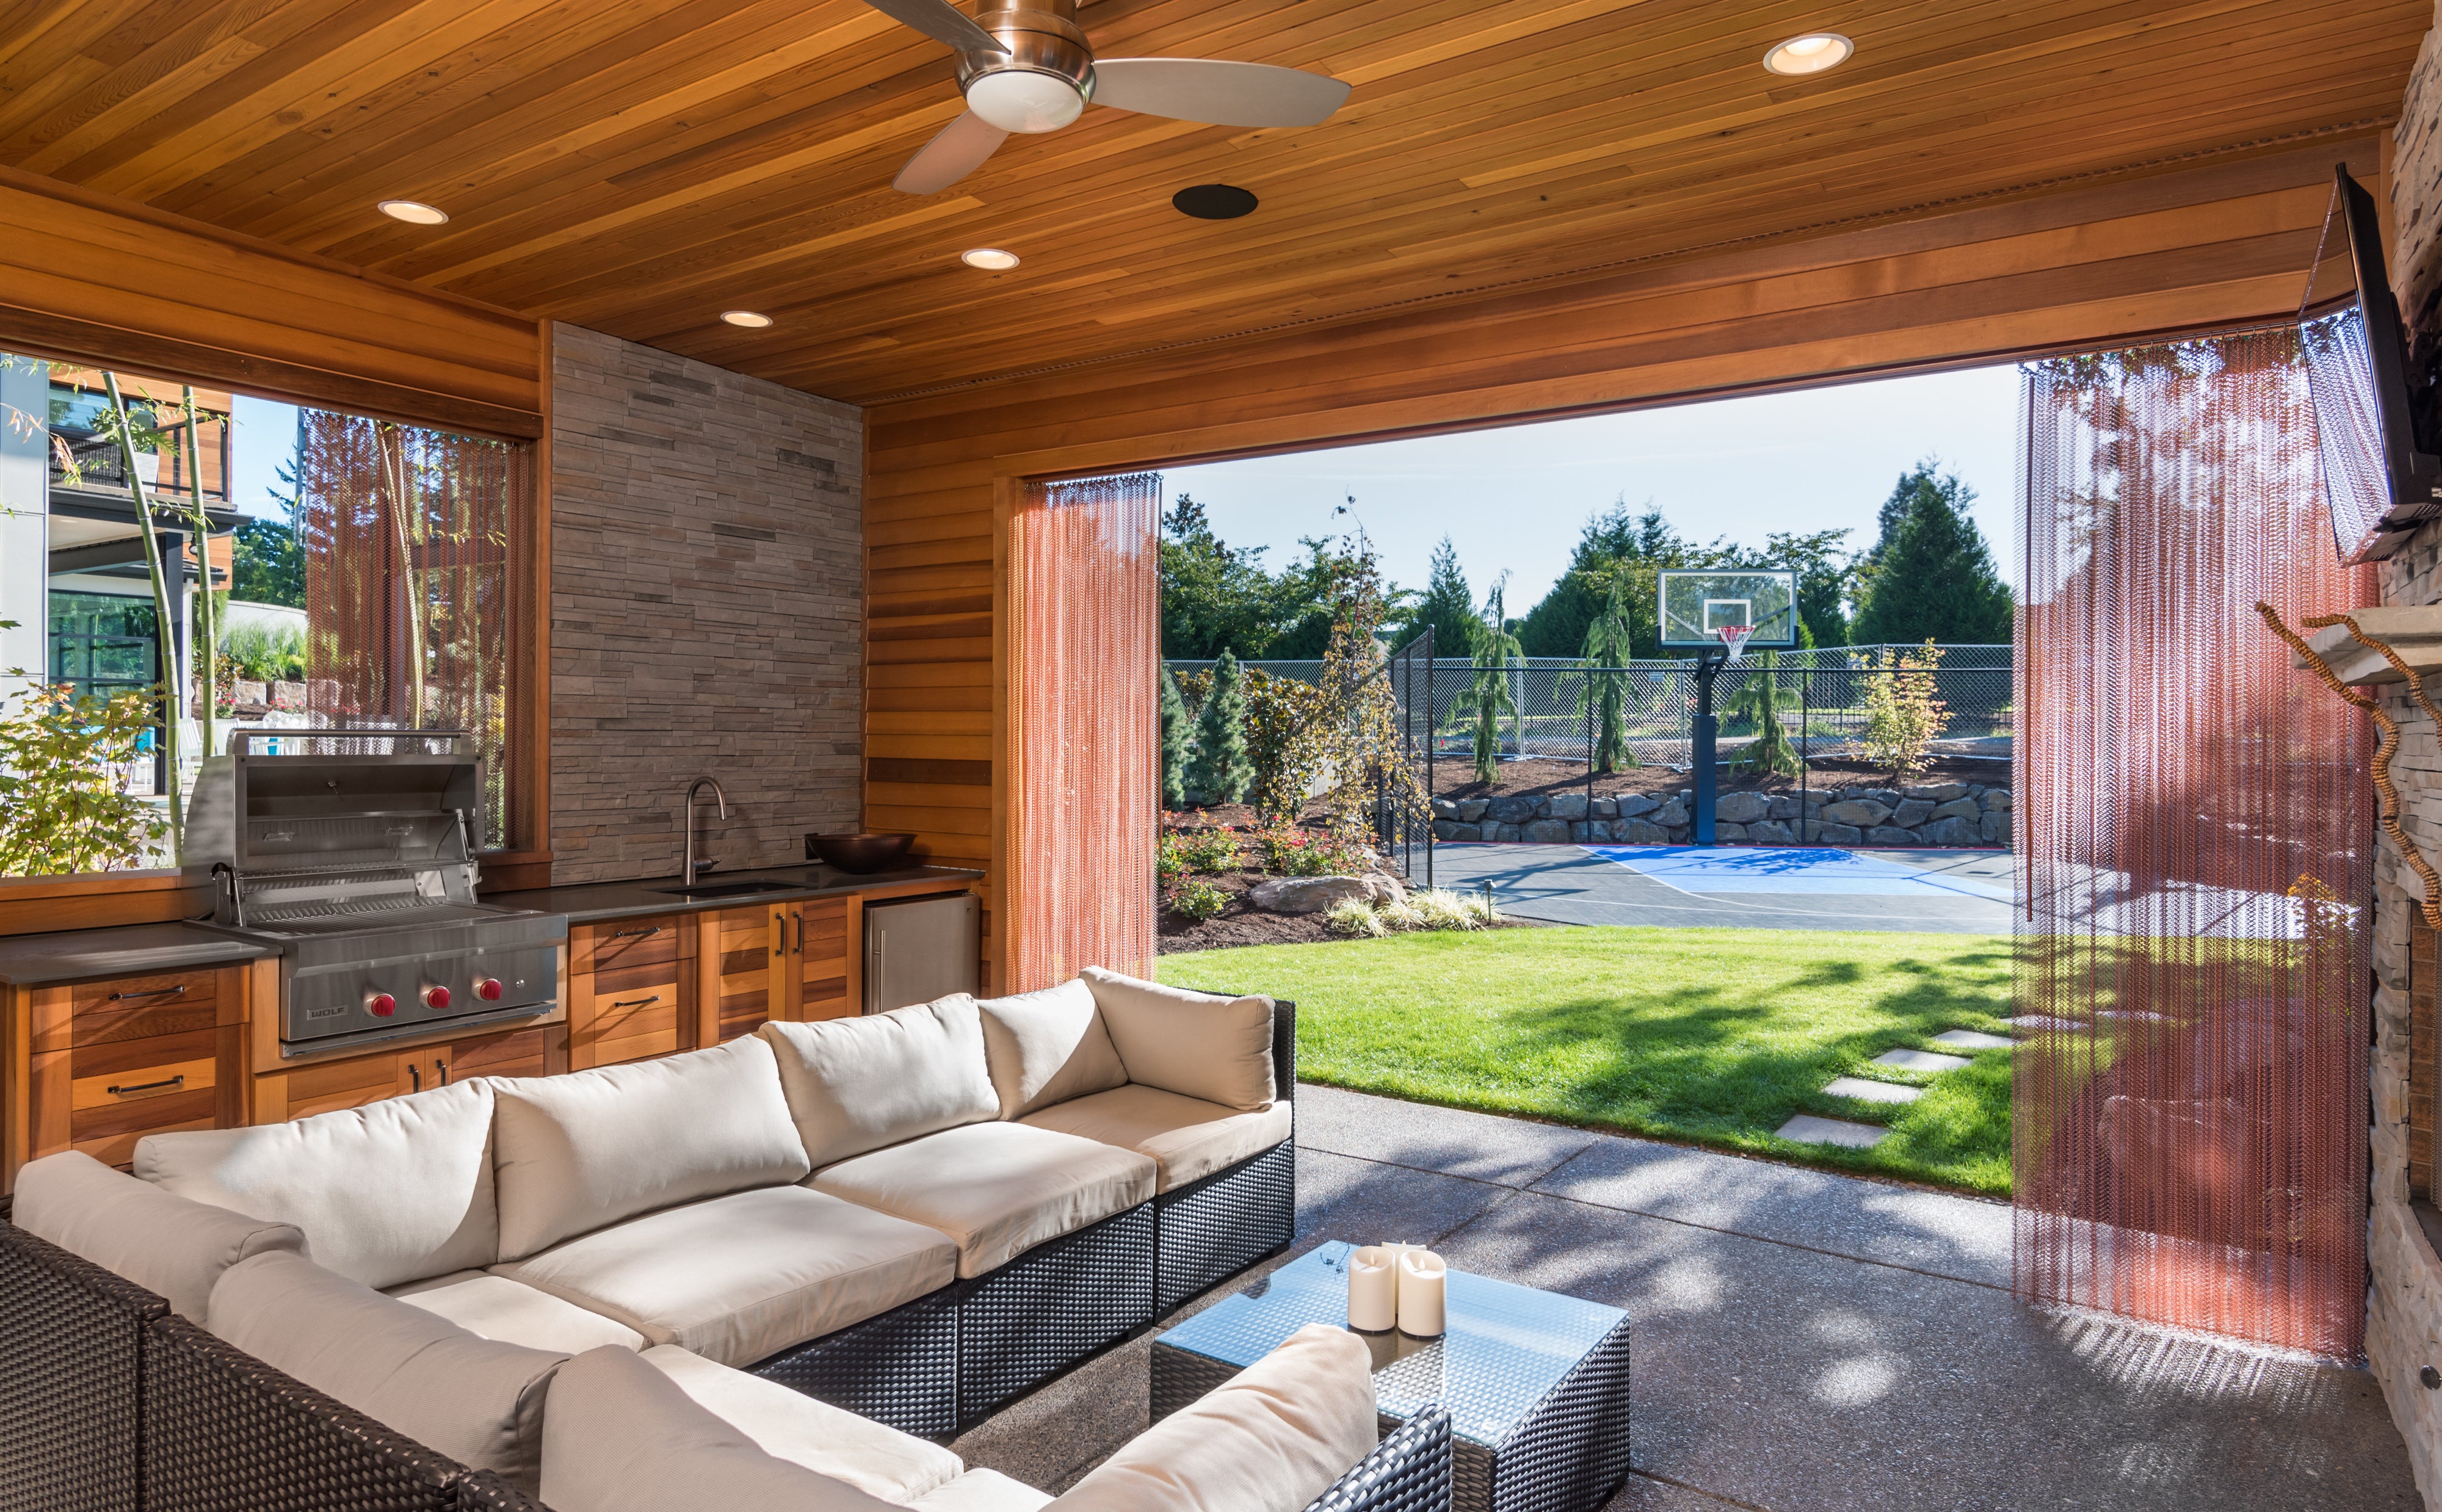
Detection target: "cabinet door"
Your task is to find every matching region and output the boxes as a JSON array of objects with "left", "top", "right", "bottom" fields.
[
  {"left": 571, "top": 962, "right": 686, "bottom": 1069},
  {"left": 792, "top": 899, "right": 855, "bottom": 1021},
  {"left": 695, "top": 905, "right": 781, "bottom": 1045},
  {"left": 26, "top": 965, "right": 248, "bottom": 1172}
]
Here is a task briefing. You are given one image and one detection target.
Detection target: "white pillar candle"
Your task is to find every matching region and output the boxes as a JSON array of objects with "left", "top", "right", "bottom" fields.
[
  {"left": 1396, "top": 1249, "right": 1447, "bottom": 1337},
  {"left": 1348, "top": 1245, "right": 1399, "bottom": 1331}
]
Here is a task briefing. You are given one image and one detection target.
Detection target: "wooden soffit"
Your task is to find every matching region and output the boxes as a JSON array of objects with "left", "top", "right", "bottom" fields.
[{"left": 0, "top": 1, "right": 2423, "bottom": 409}]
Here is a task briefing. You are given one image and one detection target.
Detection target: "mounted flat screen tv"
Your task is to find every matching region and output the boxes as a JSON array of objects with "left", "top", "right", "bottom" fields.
[{"left": 2301, "top": 164, "right": 2442, "bottom": 563}]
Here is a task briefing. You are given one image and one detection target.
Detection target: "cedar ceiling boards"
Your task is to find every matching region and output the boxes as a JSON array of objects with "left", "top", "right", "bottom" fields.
[{"left": 0, "top": 1, "right": 2424, "bottom": 406}]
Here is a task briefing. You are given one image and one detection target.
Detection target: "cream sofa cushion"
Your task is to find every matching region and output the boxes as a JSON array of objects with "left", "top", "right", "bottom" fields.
[
  {"left": 1051, "top": 1323, "right": 1375, "bottom": 1512},
  {"left": 211, "top": 1249, "right": 568, "bottom": 1495},
  {"left": 760, "top": 999, "right": 999, "bottom": 1168},
  {"left": 11, "top": 1150, "right": 304, "bottom": 1323},
  {"left": 388, "top": 1270, "right": 648, "bottom": 1354},
  {"left": 490, "top": 1036, "right": 810, "bottom": 1261},
  {"left": 808, "top": 1121, "right": 1154, "bottom": 1279},
  {"left": 1079, "top": 968, "right": 1275, "bottom": 1112},
  {"left": 640, "top": 1344, "right": 963, "bottom": 1502},
  {"left": 975, "top": 979, "right": 1128, "bottom": 1120},
  {"left": 136, "top": 1078, "right": 496, "bottom": 1290},
  {"left": 1020, "top": 1085, "right": 1293, "bottom": 1192},
  {"left": 493, "top": 1184, "right": 956, "bottom": 1367},
  {"left": 542, "top": 1345, "right": 902, "bottom": 1512},
  {"left": 911, "top": 1471, "right": 1056, "bottom": 1512}
]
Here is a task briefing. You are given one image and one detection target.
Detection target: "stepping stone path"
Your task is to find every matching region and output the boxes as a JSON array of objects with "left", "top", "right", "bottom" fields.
[{"left": 1778, "top": 1025, "right": 2022, "bottom": 1151}]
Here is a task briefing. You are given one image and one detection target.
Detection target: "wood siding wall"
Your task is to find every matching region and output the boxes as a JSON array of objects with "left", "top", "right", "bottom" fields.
[{"left": 864, "top": 137, "right": 2383, "bottom": 992}]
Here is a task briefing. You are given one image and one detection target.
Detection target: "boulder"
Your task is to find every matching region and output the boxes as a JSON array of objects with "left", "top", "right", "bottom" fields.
[
  {"left": 1766, "top": 794, "right": 1802, "bottom": 821},
  {"left": 1747, "top": 819, "right": 1795, "bottom": 845},
  {"left": 1866, "top": 826, "right": 1918, "bottom": 846},
  {"left": 1432, "top": 798, "right": 1460, "bottom": 819},
  {"left": 1457, "top": 798, "right": 1491, "bottom": 822},
  {"left": 1980, "top": 788, "right": 2012, "bottom": 811},
  {"left": 1652, "top": 798, "right": 1689, "bottom": 827},
  {"left": 1484, "top": 822, "right": 1518, "bottom": 842},
  {"left": 1822, "top": 799, "right": 1891, "bottom": 828},
  {"left": 1248, "top": 875, "right": 1380, "bottom": 913},
  {"left": 1487, "top": 796, "right": 1538, "bottom": 825},
  {"left": 1589, "top": 795, "right": 1618, "bottom": 819},
  {"left": 1548, "top": 792, "right": 1589, "bottom": 821},
  {"left": 1891, "top": 798, "right": 1935, "bottom": 828},
  {"left": 1932, "top": 797, "right": 1981, "bottom": 822},
  {"left": 1621, "top": 819, "right": 1672, "bottom": 844},
  {"left": 1617, "top": 794, "right": 1660, "bottom": 819},
  {"left": 1922, "top": 816, "right": 1980, "bottom": 847},
  {"left": 1716, "top": 790, "right": 1767, "bottom": 824},
  {"left": 1525, "top": 819, "right": 1571, "bottom": 843},
  {"left": 1902, "top": 783, "right": 1970, "bottom": 803},
  {"left": 1433, "top": 822, "right": 1481, "bottom": 842},
  {"left": 1979, "top": 810, "right": 2009, "bottom": 844},
  {"left": 1815, "top": 822, "right": 1864, "bottom": 845},
  {"left": 1714, "top": 822, "right": 1748, "bottom": 842}
]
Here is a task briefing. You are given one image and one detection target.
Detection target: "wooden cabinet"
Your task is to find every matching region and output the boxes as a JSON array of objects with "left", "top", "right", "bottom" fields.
[
  {"left": 11, "top": 963, "right": 250, "bottom": 1179},
  {"left": 252, "top": 1023, "right": 562, "bottom": 1123},
  {"left": 568, "top": 913, "right": 692, "bottom": 1070},
  {"left": 783, "top": 898, "right": 857, "bottom": 1022}
]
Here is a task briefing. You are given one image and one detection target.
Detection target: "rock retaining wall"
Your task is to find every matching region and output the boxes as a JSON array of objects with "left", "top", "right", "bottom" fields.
[{"left": 1432, "top": 780, "right": 2012, "bottom": 848}]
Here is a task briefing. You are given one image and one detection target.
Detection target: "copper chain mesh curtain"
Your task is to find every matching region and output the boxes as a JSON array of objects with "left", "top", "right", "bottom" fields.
[
  {"left": 1006, "top": 472, "right": 1161, "bottom": 992},
  {"left": 2016, "top": 327, "right": 2374, "bottom": 1358},
  {"left": 297, "top": 413, "right": 532, "bottom": 848}
]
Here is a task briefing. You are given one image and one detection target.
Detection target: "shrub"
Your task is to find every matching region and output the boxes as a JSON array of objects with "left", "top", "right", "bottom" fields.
[
  {"left": 1325, "top": 898, "right": 1386, "bottom": 937},
  {"left": 219, "top": 618, "right": 306, "bottom": 684},
  {"left": 1255, "top": 824, "right": 1371, "bottom": 877},
  {"left": 1186, "top": 650, "right": 1254, "bottom": 803},
  {"left": 1159, "top": 665, "right": 1192, "bottom": 809},
  {"left": 1168, "top": 878, "right": 1230, "bottom": 922},
  {"left": 0, "top": 684, "right": 169, "bottom": 874},
  {"left": 1861, "top": 641, "right": 1950, "bottom": 781},
  {"left": 1160, "top": 826, "right": 1240, "bottom": 885},
  {"left": 1411, "top": 888, "right": 1499, "bottom": 930}
]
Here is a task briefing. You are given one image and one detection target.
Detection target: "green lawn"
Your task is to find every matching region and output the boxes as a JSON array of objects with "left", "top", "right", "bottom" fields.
[{"left": 1162, "top": 927, "right": 2015, "bottom": 1195}]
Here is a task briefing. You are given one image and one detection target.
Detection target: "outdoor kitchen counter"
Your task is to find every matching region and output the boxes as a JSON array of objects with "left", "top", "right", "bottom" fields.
[
  {"left": 481, "top": 863, "right": 984, "bottom": 924},
  {"left": 0, "top": 924, "right": 274, "bottom": 986}
]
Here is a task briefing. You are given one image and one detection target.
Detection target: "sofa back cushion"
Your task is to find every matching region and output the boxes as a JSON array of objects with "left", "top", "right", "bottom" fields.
[
  {"left": 490, "top": 1036, "right": 810, "bottom": 1261},
  {"left": 976, "top": 979, "right": 1129, "bottom": 1119},
  {"left": 1051, "top": 1322, "right": 1375, "bottom": 1512},
  {"left": 135, "top": 1078, "right": 497, "bottom": 1291},
  {"left": 759, "top": 998, "right": 999, "bottom": 1168},
  {"left": 1080, "top": 968, "right": 1275, "bottom": 1112},
  {"left": 10, "top": 1150, "right": 305, "bottom": 1323},
  {"left": 209, "top": 1248, "right": 570, "bottom": 1494},
  {"left": 541, "top": 1345, "right": 903, "bottom": 1512}
]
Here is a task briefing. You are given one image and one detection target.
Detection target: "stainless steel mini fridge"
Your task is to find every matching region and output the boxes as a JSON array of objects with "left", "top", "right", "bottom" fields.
[{"left": 864, "top": 892, "right": 980, "bottom": 1013}]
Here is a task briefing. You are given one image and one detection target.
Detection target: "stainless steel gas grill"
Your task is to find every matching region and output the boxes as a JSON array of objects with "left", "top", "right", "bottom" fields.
[{"left": 187, "top": 730, "right": 567, "bottom": 1054}]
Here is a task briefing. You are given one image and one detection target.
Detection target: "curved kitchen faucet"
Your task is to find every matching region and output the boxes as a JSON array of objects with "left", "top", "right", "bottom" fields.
[{"left": 683, "top": 775, "right": 728, "bottom": 887}]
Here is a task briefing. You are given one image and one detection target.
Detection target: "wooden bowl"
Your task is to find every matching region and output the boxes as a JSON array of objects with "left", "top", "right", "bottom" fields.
[{"left": 805, "top": 831, "right": 918, "bottom": 874}]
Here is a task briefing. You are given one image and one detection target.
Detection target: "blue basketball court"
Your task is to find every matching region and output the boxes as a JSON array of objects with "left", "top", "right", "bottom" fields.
[
  {"left": 1424, "top": 843, "right": 2016, "bottom": 933},
  {"left": 1587, "top": 845, "right": 2016, "bottom": 902}
]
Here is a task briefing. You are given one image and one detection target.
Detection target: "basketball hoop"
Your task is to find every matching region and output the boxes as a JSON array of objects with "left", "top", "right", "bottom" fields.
[{"left": 1716, "top": 624, "right": 1755, "bottom": 664}]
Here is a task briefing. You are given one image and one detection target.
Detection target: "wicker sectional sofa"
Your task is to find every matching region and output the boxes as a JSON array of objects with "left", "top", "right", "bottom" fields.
[{"left": 0, "top": 968, "right": 1454, "bottom": 1512}]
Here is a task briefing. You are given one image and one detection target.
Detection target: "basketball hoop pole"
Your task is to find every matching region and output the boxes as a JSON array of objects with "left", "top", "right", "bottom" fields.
[{"left": 1693, "top": 644, "right": 1723, "bottom": 845}]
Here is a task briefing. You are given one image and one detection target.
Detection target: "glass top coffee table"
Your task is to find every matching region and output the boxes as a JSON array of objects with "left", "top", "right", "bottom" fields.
[{"left": 1150, "top": 1242, "right": 1631, "bottom": 1512}]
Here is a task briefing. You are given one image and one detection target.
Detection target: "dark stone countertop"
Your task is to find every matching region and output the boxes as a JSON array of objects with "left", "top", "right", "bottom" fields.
[
  {"left": 0, "top": 866, "right": 980, "bottom": 986},
  {"left": 481, "top": 863, "right": 984, "bottom": 925},
  {"left": 0, "top": 924, "right": 274, "bottom": 987}
]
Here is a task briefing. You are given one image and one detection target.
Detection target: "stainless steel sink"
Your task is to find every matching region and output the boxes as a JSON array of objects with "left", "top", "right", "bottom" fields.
[{"left": 649, "top": 880, "right": 802, "bottom": 899}]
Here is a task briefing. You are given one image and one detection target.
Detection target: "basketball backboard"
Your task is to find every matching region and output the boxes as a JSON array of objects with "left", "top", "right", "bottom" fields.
[{"left": 1656, "top": 569, "right": 1800, "bottom": 649}]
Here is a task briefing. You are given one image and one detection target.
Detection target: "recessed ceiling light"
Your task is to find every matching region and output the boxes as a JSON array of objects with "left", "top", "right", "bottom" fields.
[
  {"left": 720, "top": 310, "right": 774, "bottom": 328},
  {"left": 961, "top": 248, "right": 1021, "bottom": 270},
  {"left": 1762, "top": 32, "right": 1853, "bottom": 76},
  {"left": 1173, "top": 184, "right": 1259, "bottom": 220},
  {"left": 377, "top": 199, "right": 449, "bottom": 225}
]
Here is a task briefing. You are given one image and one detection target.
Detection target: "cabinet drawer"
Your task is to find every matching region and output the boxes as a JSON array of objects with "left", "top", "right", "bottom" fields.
[
  {"left": 576, "top": 964, "right": 683, "bottom": 1068},
  {"left": 573, "top": 915, "right": 689, "bottom": 974},
  {"left": 63, "top": 1027, "right": 234, "bottom": 1167},
  {"left": 67, "top": 969, "right": 222, "bottom": 1048},
  {"left": 450, "top": 1025, "right": 556, "bottom": 1082}
]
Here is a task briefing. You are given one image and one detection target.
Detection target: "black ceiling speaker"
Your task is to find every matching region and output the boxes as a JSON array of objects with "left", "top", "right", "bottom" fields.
[{"left": 1173, "top": 183, "right": 1259, "bottom": 220}]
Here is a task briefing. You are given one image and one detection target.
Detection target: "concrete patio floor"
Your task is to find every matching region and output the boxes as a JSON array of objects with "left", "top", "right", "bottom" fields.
[{"left": 955, "top": 1085, "right": 2417, "bottom": 1512}]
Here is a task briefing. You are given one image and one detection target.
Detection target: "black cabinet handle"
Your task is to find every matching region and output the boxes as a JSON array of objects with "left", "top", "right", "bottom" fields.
[
  {"left": 610, "top": 994, "right": 661, "bottom": 1010},
  {"left": 609, "top": 925, "right": 662, "bottom": 939},
  {"left": 437, "top": 1060, "right": 450, "bottom": 1087},
  {"left": 107, "top": 985, "right": 188, "bottom": 1003},
  {"left": 409, "top": 1063, "right": 421, "bottom": 1092},
  {"left": 107, "top": 1074, "right": 184, "bottom": 1097}
]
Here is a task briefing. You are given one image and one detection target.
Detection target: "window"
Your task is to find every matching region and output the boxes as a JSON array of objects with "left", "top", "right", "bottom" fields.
[{"left": 0, "top": 349, "right": 534, "bottom": 876}]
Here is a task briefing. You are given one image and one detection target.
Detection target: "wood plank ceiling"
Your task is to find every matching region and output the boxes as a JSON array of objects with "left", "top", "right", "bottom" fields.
[{"left": 0, "top": 0, "right": 2426, "bottom": 407}]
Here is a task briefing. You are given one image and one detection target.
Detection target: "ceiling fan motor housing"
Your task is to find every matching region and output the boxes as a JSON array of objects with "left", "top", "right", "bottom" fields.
[{"left": 957, "top": 3, "right": 1096, "bottom": 132}]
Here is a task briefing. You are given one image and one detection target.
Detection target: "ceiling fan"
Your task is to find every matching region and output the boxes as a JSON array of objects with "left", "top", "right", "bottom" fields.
[{"left": 863, "top": 0, "right": 1352, "bottom": 194}]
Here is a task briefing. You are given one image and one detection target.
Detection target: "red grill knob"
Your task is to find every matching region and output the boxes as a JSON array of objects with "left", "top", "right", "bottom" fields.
[
  {"left": 476, "top": 978, "right": 503, "bottom": 1002},
  {"left": 368, "top": 993, "right": 396, "bottom": 1018},
  {"left": 423, "top": 985, "right": 451, "bottom": 1010}
]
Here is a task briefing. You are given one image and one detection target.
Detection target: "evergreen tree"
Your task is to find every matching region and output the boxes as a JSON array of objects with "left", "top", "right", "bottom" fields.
[
  {"left": 1397, "top": 535, "right": 1477, "bottom": 657},
  {"left": 1850, "top": 467, "right": 2013, "bottom": 645},
  {"left": 1186, "top": 649, "right": 1253, "bottom": 803},
  {"left": 1576, "top": 573, "right": 1640, "bottom": 770},
  {"left": 1452, "top": 583, "right": 1525, "bottom": 784},
  {"left": 1158, "top": 665, "right": 1192, "bottom": 809},
  {"left": 1763, "top": 528, "right": 1853, "bottom": 647},
  {"left": 1725, "top": 651, "right": 1803, "bottom": 776},
  {"left": 1518, "top": 500, "right": 1749, "bottom": 659}
]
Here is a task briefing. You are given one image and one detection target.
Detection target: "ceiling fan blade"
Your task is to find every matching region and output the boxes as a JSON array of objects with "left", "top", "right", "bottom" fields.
[
  {"left": 858, "top": 0, "right": 1007, "bottom": 56},
  {"left": 894, "top": 111, "right": 1010, "bottom": 194},
  {"left": 1090, "top": 59, "right": 1350, "bottom": 128}
]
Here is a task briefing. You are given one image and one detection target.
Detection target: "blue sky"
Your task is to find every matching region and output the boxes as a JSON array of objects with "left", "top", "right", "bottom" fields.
[
  {"left": 1161, "top": 363, "right": 2024, "bottom": 610},
  {"left": 228, "top": 396, "right": 300, "bottom": 518}
]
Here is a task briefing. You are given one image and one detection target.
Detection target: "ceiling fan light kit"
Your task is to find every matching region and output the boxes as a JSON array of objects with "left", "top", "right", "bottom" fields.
[{"left": 873, "top": 0, "right": 1351, "bottom": 194}]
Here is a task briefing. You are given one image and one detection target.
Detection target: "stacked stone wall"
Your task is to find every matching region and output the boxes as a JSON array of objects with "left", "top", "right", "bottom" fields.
[{"left": 1430, "top": 780, "right": 2011, "bottom": 848}]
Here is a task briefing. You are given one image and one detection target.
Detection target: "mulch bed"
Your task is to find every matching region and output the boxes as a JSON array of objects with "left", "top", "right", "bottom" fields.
[{"left": 1155, "top": 861, "right": 1538, "bottom": 955}]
